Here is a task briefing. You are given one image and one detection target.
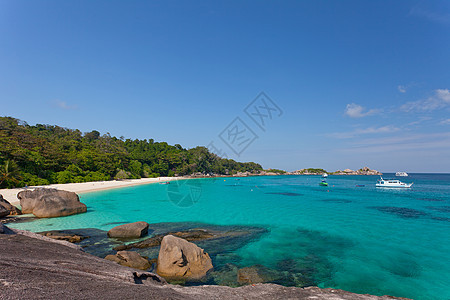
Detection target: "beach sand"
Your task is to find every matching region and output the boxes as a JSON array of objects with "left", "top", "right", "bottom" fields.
[{"left": 0, "top": 177, "right": 180, "bottom": 206}]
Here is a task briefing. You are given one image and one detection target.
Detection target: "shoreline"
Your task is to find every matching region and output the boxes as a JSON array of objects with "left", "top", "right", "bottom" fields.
[
  {"left": 0, "top": 177, "right": 182, "bottom": 206},
  {"left": 0, "top": 169, "right": 389, "bottom": 206}
]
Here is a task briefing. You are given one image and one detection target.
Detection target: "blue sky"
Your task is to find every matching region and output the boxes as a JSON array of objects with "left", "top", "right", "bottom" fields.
[{"left": 1, "top": 0, "right": 449, "bottom": 172}]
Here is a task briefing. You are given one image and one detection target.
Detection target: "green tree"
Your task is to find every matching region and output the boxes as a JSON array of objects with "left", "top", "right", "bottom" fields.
[{"left": 0, "top": 160, "right": 22, "bottom": 188}]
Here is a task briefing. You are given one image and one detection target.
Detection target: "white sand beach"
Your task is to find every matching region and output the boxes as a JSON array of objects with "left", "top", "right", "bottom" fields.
[{"left": 0, "top": 177, "right": 181, "bottom": 206}]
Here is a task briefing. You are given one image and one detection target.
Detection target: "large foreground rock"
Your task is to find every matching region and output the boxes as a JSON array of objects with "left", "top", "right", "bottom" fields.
[
  {"left": 108, "top": 221, "right": 149, "bottom": 238},
  {"left": 0, "top": 194, "right": 22, "bottom": 216},
  {"left": 157, "top": 235, "right": 213, "bottom": 281},
  {"left": 17, "top": 188, "right": 87, "bottom": 218},
  {"left": 105, "top": 251, "right": 151, "bottom": 270},
  {"left": 0, "top": 226, "right": 410, "bottom": 300}
]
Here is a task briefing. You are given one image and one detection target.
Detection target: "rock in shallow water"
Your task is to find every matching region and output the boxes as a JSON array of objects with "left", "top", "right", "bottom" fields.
[
  {"left": 237, "top": 265, "right": 280, "bottom": 285},
  {"left": 39, "top": 230, "right": 90, "bottom": 243},
  {"left": 113, "top": 229, "right": 215, "bottom": 251},
  {"left": 157, "top": 235, "right": 213, "bottom": 281},
  {"left": 107, "top": 221, "right": 149, "bottom": 238},
  {"left": 18, "top": 188, "right": 87, "bottom": 218},
  {"left": 105, "top": 250, "right": 151, "bottom": 270}
]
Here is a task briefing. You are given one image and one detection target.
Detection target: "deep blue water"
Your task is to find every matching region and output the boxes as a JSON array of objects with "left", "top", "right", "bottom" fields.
[{"left": 9, "top": 174, "right": 450, "bottom": 300}]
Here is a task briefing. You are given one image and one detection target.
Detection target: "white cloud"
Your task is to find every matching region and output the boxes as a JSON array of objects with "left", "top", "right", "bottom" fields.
[
  {"left": 398, "top": 85, "right": 407, "bottom": 93},
  {"left": 344, "top": 103, "right": 380, "bottom": 118},
  {"left": 410, "top": 6, "right": 450, "bottom": 25},
  {"left": 340, "top": 132, "right": 450, "bottom": 153},
  {"left": 441, "top": 119, "right": 450, "bottom": 125},
  {"left": 329, "top": 125, "right": 400, "bottom": 139},
  {"left": 52, "top": 100, "right": 78, "bottom": 110},
  {"left": 401, "top": 89, "right": 450, "bottom": 112},
  {"left": 436, "top": 89, "right": 450, "bottom": 102}
]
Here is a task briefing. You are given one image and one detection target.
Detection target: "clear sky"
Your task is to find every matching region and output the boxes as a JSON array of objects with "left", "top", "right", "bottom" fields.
[{"left": 1, "top": 0, "right": 449, "bottom": 172}]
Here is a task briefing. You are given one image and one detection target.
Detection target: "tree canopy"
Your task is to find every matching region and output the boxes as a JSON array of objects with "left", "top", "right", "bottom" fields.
[{"left": 0, "top": 117, "right": 263, "bottom": 188}]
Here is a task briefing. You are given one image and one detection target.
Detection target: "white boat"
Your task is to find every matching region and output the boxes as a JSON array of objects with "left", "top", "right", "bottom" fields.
[
  {"left": 322, "top": 173, "right": 328, "bottom": 178},
  {"left": 395, "top": 172, "right": 408, "bottom": 177},
  {"left": 376, "top": 177, "right": 413, "bottom": 188}
]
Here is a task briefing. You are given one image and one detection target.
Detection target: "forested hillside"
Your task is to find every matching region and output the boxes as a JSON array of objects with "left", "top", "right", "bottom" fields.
[{"left": 0, "top": 117, "right": 263, "bottom": 188}]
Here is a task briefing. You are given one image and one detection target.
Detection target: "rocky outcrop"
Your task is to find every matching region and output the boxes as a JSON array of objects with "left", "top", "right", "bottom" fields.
[
  {"left": 0, "top": 226, "right": 411, "bottom": 299},
  {"left": 0, "top": 205, "right": 8, "bottom": 218},
  {"left": 289, "top": 167, "right": 382, "bottom": 176},
  {"left": 107, "top": 221, "right": 149, "bottom": 238},
  {"left": 105, "top": 251, "right": 151, "bottom": 270},
  {"left": 39, "top": 230, "right": 89, "bottom": 243},
  {"left": 0, "top": 194, "right": 22, "bottom": 216},
  {"left": 333, "top": 167, "right": 382, "bottom": 175},
  {"left": 157, "top": 235, "right": 213, "bottom": 281},
  {"left": 17, "top": 188, "right": 87, "bottom": 218}
]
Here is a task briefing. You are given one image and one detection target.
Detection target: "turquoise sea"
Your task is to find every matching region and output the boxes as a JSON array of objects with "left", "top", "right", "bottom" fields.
[{"left": 8, "top": 174, "right": 450, "bottom": 300}]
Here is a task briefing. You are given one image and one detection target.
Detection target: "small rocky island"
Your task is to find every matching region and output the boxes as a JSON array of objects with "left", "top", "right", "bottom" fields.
[{"left": 289, "top": 167, "right": 382, "bottom": 176}]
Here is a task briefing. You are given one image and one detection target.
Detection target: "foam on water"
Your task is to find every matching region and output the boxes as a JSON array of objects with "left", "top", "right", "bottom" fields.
[{"left": 8, "top": 174, "right": 450, "bottom": 300}]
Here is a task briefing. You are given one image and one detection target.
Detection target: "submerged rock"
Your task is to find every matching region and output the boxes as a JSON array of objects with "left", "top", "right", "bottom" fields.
[
  {"left": 237, "top": 265, "right": 280, "bottom": 285},
  {"left": 0, "top": 194, "right": 22, "bottom": 216},
  {"left": 114, "top": 229, "right": 215, "bottom": 251},
  {"left": 17, "top": 188, "right": 87, "bottom": 218},
  {"left": 107, "top": 221, "right": 149, "bottom": 238},
  {"left": 105, "top": 250, "right": 151, "bottom": 270},
  {"left": 157, "top": 235, "right": 213, "bottom": 281},
  {"left": 39, "top": 230, "right": 89, "bottom": 243}
]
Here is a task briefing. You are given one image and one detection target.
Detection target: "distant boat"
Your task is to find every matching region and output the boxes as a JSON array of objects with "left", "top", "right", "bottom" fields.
[
  {"left": 395, "top": 172, "right": 408, "bottom": 177},
  {"left": 319, "top": 179, "right": 328, "bottom": 186},
  {"left": 376, "top": 177, "right": 412, "bottom": 188},
  {"left": 159, "top": 181, "right": 170, "bottom": 185},
  {"left": 322, "top": 173, "right": 328, "bottom": 178}
]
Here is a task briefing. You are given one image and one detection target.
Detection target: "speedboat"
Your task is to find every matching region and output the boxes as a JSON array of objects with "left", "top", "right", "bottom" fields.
[
  {"left": 319, "top": 179, "right": 328, "bottom": 186},
  {"left": 322, "top": 173, "right": 328, "bottom": 178},
  {"left": 395, "top": 172, "right": 408, "bottom": 177},
  {"left": 376, "top": 176, "right": 412, "bottom": 188}
]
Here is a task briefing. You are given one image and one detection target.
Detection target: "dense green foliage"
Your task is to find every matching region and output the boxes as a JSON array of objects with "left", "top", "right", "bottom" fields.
[
  {"left": 299, "top": 168, "right": 327, "bottom": 174},
  {"left": 265, "top": 168, "right": 286, "bottom": 174},
  {"left": 0, "top": 117, "right": 263, "bottom": 188}
]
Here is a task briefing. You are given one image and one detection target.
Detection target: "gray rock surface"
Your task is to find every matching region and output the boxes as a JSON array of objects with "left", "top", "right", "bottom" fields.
[
  {"left": 105, "top": 250, "right": 151, "bottom": 270},
  {"left": 107, "top": 221, "right": 149, "bottom": 238},
  {"left": 0, "top": 225, "right": 410, "bottom": 300},
  {"left": 157, "top": 235, "right": 214, "bottom": 281},
  {"left": 17, "top": 188, "right": 87, "bottom": 218},
  {"left": 0, "top": 194, "right": 22, "bottom": 216}
]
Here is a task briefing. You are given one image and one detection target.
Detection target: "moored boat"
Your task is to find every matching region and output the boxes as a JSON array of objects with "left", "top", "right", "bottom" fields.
[
  {"left": 395, "top": 171, "right": 408, "bottom": 177},
  {"left": 376, "top": 176, "right": 412, "bottom": 188}
]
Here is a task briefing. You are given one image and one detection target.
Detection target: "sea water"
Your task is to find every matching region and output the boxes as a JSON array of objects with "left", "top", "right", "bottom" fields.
[{"left": 8, "top": 174, "right": 450, "bottom": 300}]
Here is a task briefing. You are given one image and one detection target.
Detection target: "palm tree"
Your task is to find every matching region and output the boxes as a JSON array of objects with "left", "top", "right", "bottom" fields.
[{"left": 0, "top": 160, "right": 21, "bottom": 188}]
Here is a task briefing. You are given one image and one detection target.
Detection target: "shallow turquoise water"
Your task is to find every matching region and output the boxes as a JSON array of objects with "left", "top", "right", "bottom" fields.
[{"left": 9, "top": 174, "right": 450, "bottom": 300}]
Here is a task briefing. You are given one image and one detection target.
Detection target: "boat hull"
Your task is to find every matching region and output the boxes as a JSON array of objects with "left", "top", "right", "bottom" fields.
[{"left": 376, "top": 184, "right": 413, "bottom": 188}]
